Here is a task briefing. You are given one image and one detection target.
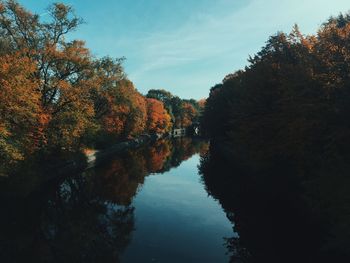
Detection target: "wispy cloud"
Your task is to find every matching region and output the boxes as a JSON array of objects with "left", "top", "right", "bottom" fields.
[
  {"left": 129, "top": 5, "right": 249, "bottom": 77},
  {"left": 18, "top": 0, "right": 350, "bottom": 99},
  {"left": 126, "top": 0, "right": 350, "bottom": 98}
]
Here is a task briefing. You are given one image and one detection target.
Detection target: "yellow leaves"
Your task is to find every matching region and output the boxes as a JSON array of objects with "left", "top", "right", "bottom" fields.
[
  {"left": 0, "top": 123, "right": 11, "bottom": 138},
  {"left": 0, "top": 54, "right": 39, "bottom": 115},
  {"left": 0, "top": 52, "right": 42, "bottom": 162},
  {"left": 0, "top": 137, "right": 24, "bottom": 162}
]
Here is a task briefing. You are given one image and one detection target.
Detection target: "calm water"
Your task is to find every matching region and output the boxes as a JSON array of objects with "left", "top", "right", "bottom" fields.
[
  {"left": 121, "top": 154, "right": 232, "bottom": 262},
  {"left": 3, "top": 138, "right": 347, "bottom": 263},
  {"left": 0, "top": 138, "right": 234, "bottom": 262}
]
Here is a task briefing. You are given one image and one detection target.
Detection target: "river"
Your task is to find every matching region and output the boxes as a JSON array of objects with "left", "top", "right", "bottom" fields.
[
  {"left": 0, "top": 138, "right": 234, "bottom": 262},
  {"left": 121, "top": 154, "right": 232, "bottom": 262}
]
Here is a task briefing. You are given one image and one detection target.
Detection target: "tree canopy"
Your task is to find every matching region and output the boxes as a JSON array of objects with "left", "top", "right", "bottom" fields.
[
  {"left": 202, "top": 13, "right": 350, "bottom": 168},
  {"left": 0, "top": 1, "right": 201, "bottom": 175}
]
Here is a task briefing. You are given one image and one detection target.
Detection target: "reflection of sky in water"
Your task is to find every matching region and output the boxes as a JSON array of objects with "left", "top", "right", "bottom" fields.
[{"left": 122, "top": 154, "right": 233, "bottom": 263}]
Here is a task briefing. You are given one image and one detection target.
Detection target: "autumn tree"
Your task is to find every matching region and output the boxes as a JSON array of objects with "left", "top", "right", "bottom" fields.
[
  {"left": 0, "top": 0, "right": 204, "bottom": 173},
  {"left": 200, "top": 14, "right": 350, "bottom": 263},
  {"left": 313, "top": 16, "right": 350, "bottom": 156},
  {"left": 146, "top": 98, "right": 172, "bottom": 134},
  {"left": 202, "top": 13, "right": 350, "bottom": 168},
  {"left": 0, "top": 1, "right": 98, "bottom": 152},
  {"left": 146, "top": 89, "right": 200, "bottom": 129},
  {"left": 0, "top": 53, "right": 40, "bottom": 173},
  {"left": 91, "top": 56, "right": 126, "bottom": 120},
  {"left": 180, "top": 102, "right": 197, "bottom": 128},
  {"left": 101, "top": 80, "right": 147, "bottom": 138}
]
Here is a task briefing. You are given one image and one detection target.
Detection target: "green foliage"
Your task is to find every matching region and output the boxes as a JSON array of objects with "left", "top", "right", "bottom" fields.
[{"left": 146, "top": 89, "right": 201, "bottom": 128}]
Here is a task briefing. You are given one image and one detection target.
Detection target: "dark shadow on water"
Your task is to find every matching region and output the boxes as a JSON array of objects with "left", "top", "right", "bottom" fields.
[
  {"left": 199, "top": 140, "right": 350, "bottom": 263},
  {"left": 0, "top": 173, "right": 134, "bottom": 263}
]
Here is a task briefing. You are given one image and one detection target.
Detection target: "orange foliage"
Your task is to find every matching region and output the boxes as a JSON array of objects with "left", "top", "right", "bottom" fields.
[
  {"left": 181, "top": 102, "right": 197, "bottom": 128},
  {"left": 92, "top": 150, "right": 148, "bottom": 205},
  {"left": 146, "top": 98, "right": 172, "bottom": 134},
  {"left": 102, "top": 80, "right": 147, "bottom": 137},
  {"left": 146, "top": 140, "right": 172, "bottom": 172},
  {"left": 0, "top": 1, "right": 203, "bottom": 170},
  {"left": 0, "top": 53, "right": 41, "bottom": 162}
]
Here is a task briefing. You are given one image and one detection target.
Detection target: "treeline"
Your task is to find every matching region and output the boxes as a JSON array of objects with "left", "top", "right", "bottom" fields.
[
  {"left": 0, "top": 1, "right": 203, "bottom": 175},
  {"left": 202, "top": 14, "right": 350, "bottom": 168},
  {"left": 147, "top": 89, "right": 205, "bottom": 128},
  {"left": 200, "top": 13, "right": 350, "bottom": 262}
]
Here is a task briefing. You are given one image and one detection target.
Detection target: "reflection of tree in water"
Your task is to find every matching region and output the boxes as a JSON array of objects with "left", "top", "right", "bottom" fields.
[
  {"left": 199, "top": 142, "right": 350, "bottom": 263},
  {"left": 40, "top": 176, "right": 135, "bottom": 263},
  {"left": 0, "top": 138, "right": 208, "bottom": 262},
  {"left": 0, "top": 172, "right": 135, "bottom": 263},
  {"left": 160, "top": 138, "right": 209, "bottom": 172},
  {"left": 90, "top": 138, "right": 209, "bottom": 205},
  {"left": 90, "top": 152, "right": 148, "bottom": 205},
  {"left": 146, "top": 139, "right": 172, "bottom": 173}
]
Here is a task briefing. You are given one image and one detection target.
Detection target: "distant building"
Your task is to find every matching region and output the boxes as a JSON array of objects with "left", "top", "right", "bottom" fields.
[{"left": 171, "top": 128, "right": 186, "bottom": 137}]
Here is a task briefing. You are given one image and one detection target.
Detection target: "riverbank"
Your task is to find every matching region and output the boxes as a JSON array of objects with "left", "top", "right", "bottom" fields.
[
  {"left": 0, "top": 135, "right": 155, "bottom": 198},
  {"left": 85, "top": 135, "right": 154, "bottom": 169}
]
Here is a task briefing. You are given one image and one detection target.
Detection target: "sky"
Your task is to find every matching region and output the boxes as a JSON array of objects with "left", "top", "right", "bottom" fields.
[{"left": 18, "top": 0, "right": 350, "bottom": 99}]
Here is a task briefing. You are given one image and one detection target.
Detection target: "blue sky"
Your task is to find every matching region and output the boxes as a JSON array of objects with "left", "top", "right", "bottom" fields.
[{"left": 19, "top": 0, "right": 350, "bottom": 99}]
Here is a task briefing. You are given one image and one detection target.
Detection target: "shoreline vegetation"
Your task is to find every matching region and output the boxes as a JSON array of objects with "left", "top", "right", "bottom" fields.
[
  {"left": 1, "top": 0, "right": 350, "bottom": 262},
  {"left": 0, "top": 1, "right": 205, "bottom": 177},
  {"left": 200, "top": 12, "right": 350, "bottom": 263},
  {"left": 0, "top": 135, "right": 206, "bottom": 198}
]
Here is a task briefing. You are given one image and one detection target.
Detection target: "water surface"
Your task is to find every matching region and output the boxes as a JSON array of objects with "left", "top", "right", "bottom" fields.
[
  {"left": 122, "top": 154, "right": 232, "bottom": 262},
  {"left": 0, "top": 138, "right": 234, "bottom": 262}
]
